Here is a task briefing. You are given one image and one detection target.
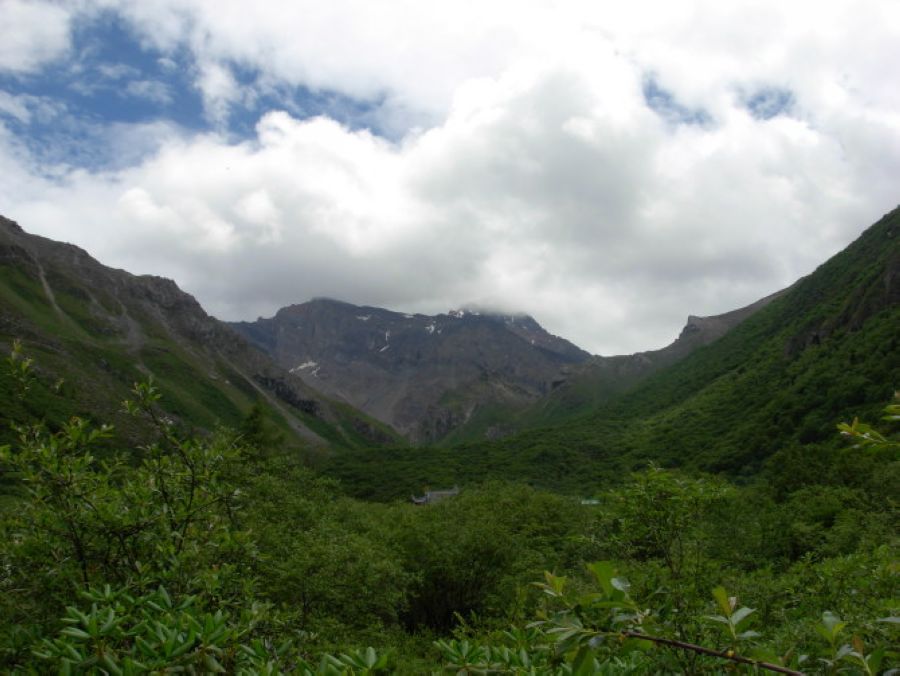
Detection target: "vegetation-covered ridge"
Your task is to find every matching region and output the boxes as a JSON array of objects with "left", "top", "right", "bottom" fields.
[{"left": 326, "top": 207, "right": 899, "bottom": 499}]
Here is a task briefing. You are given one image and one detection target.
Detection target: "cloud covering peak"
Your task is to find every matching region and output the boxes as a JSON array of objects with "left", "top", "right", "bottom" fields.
[{"left": 1, "top": 0, "right": 898, "bottom": 353}]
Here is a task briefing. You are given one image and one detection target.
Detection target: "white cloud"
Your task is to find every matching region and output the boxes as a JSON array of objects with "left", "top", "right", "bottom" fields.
[
  {"left": 0, "top": 91, "right": 67, "bottom": 128},
  {"left": 0, "top": 92, "right": 32, "bottom": 123},
  {"left": 0, "top": 0, "right": 74, "bottom": 73},
  {"left": 194, "top": 61, "right": 244, "bottom": 126},
  {"left": 1, "top": 0, "right": 899, "bottom": 354},
  {"left": 97, "top": 63, "right": 139, "bottom": 81},
  {"left": 124, "top": 79, "right": 173, "bottom": 105},
  {"left": 110, "top": 0, "right": 538, "bottom": 120},
  {"left": 95, "top": 0, "right": 900, "bottom": 131}
]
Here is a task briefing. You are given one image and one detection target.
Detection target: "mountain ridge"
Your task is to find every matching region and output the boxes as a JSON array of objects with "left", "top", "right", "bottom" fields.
[
  {"left": 0, "top": 215, "right": 397, "bottom": 450},
  {"left": 1, "top": 212, "right": 776, "bottom": 450}
]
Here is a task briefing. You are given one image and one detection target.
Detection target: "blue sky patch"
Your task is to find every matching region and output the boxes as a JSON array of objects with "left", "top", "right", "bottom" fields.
[
  {"left": 0, "top": 10, "right": 388, "bottom": 170},
  {"left": 743, "top": 87, "right": 794, "bottom": 120},
  {"left": 222, "top": 61, "right": 389, "bottom": 141},
  {"left": 642, "top": 76, "right": 711, "bottom": 127},
  {"left": 0, "top": 11, "right": 202, "bottom": 168}
]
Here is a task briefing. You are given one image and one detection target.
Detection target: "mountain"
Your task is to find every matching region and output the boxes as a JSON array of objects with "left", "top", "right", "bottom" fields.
[
  {"left": 325, "top": 207, "right": 900, "bottom": 499},
  {"left": 0, "top": 216, "right": 397, "bottom": 450},
  {"left": 230, "top": 300, "right": 591, "bottom": 442}
]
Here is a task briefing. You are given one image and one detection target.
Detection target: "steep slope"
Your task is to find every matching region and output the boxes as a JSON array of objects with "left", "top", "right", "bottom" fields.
[
  {"left": 231, "top": 300, "right": 590, "bottom": 442},
  {"left": 0, "top": 216, "right": 396, "bottom": 449},
  {"left": 326, "top": 207, "right": 899, "bottom": 499}
]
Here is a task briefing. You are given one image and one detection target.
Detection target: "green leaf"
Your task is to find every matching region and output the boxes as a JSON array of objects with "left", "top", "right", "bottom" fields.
[
  {"left": 866, "top": 647, "right": 885, "bottom": 672},
  {"left": 712, "top": 586, "right": 732, "bottom": 617},
  {"left": 540, "top": 571, "right": 568, "bottom": 597},
  {"left": 570, "top": 645, "right": 595, "bottom": 676},
  {"left": 99, "top": 611, "right": 119, "bottom": 635},
  {"left": 730, "top": 606, "right": 756, "bottom": 629},
  {"left": 611, "top": 577, "right": 631, "bottom": 593},
  {"left": 60, "top": 627, "right": 91, "bottom": 640},
  {"left": 821, "top": 611, "right": 846, "bottom": 639},
  {"left": 101, "top": 652, "right": 123, "bottom": 676},
  {"left": 170, "top": 637, "right": 196, "bottom": 659},
  {"left": 586, "top": 561, "right": 616, "bottom": 597},
  {"left": 203, "top": 652, "right": 226, "bottom": 673},
  {"left": 157, "top": 586, "right": 171, "bottom": 609}
]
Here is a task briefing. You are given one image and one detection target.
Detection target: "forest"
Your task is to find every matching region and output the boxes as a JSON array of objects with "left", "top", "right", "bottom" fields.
[{"left": 0, "top": 348, "right": 897, "bottom": 673}]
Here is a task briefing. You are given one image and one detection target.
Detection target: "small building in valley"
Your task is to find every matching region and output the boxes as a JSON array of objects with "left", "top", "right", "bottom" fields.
[{"left": 411, "top": 486, "right": 459, "bottom": 505}]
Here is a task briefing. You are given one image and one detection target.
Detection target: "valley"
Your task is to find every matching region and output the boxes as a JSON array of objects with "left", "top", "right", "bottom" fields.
[
  {"left": 2, "top": 3, "right": 898, "bottom": 672},
  {"left": 1, "top": 208, "right": 897, "bottom": 673}
]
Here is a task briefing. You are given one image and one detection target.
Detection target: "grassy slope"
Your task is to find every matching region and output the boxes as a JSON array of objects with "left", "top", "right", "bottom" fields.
[
  {"left": 325, "top": 207, "right": 900, "bottom": 500},
  {"left": 1, "top": 263, "right": 255, "bottom": 444}
]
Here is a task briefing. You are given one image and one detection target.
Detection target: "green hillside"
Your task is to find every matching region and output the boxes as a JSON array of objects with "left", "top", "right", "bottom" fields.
[{"left": 326, "top": 207, "right": 899, "bottom": 499}]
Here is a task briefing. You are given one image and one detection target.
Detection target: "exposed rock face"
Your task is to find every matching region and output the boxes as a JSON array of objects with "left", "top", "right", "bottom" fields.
[
  {"left": 230, "top": 300, "right": 591, "bottom": 442},
  {"left": 648, "top": 289, "right": 787, "bottom": 363}
]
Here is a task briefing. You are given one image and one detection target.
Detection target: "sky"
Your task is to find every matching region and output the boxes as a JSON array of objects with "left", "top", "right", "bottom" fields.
[{"left": 1, "top": 0, "right": 898, "bottom": 354}]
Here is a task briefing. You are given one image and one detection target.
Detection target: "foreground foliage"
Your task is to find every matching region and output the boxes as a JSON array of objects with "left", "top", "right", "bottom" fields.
[{"left": 1, "top": 353, "right": 897, "bottom": 672}]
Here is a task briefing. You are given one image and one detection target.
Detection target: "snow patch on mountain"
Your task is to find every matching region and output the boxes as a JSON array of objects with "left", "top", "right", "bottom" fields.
[{"left": 378, "top": 330, "right": 391, "bottom": 352}]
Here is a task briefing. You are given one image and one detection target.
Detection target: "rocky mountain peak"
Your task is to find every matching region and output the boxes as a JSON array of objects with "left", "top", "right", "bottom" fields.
[
  {"left": 230, "top": 298, "right": 592, "bottom": 442},
  {"left": 670, "top": 290, "right": 786, "bottom": 354},
  {"left": 0, "top": 215, "right": 24, "bottom": 233}
]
